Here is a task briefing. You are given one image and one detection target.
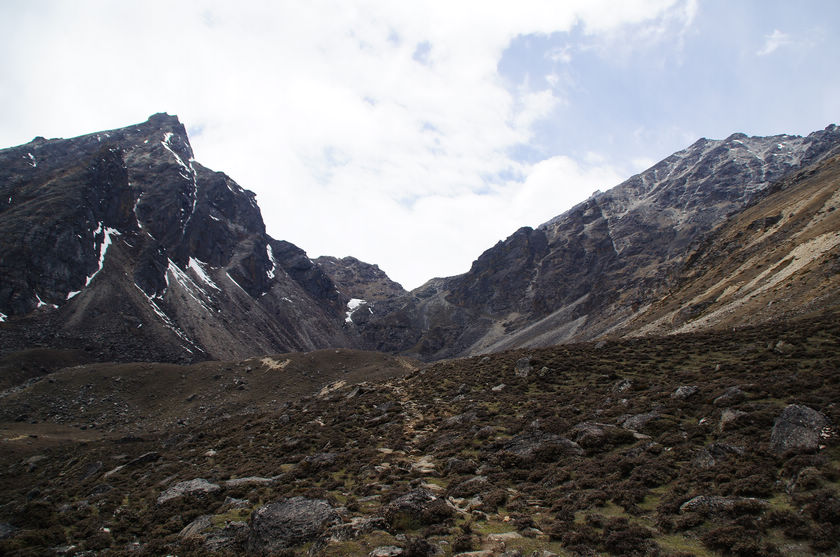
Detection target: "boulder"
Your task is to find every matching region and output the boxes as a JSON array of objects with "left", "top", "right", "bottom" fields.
[
  {"left": 157, "top": 478, "right": 220, "bottom": 505},
  {"left": 770, "top": 404, "right": 830, "bottom": 454},
  {"left": 179, "top": 515, "right": 213, "bottom": 539},
  {"left": 570, "top": 421, "right": 635, "bottom": 449},
  {"left": 515, "top": 357, "right": 532, "bottom": 378},
  {"left": 671, "top": 385, "right": 698, "bottom": 400},
  {"left": 612, "top": 379, "right": 632, "bottom": 393},
  {"left": 448, "top": 476, "right": 489, "bottom": 498},
  {"left": 679, "top": 495, "right": 768, "bottom": 516},
  {"left": 621, "top": 411, "right": 660, "bottom": 432},
  {"left": 718, "top": 408, "right": 746, "bottom": 431},
  {"left": 248, "top": 497, "right": 341, "bottom": 554},
  {"left": 204, "top": 521, "right": 247, "bottom": 552},
  {"left": 500, "top": 430, "right": 583, "bottom": 463},
  {"left": 713, "top": 386, "right": 746, "bottom": 407},
  {"left": 383, "top": 488, "right": 454, "bottom": 529}
]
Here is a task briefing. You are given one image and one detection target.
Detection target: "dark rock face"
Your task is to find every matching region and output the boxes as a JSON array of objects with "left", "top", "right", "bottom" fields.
[
  {"left": 248, "top": 497, "right": 340, "bottom": 554},
  {"left": 0, "top": 114, "right": 356, "bottom": 362},
  {"left": 770, "top": 404, "right": 830, "bottom": 454}
]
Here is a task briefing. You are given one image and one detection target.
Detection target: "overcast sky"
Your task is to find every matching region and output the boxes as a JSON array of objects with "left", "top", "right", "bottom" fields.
[{"left": 1, "top": 1, "right": 838, "bottom": 289}]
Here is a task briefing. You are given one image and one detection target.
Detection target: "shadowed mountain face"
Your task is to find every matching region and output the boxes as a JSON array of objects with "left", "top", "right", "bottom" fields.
[
  {"left": 348, "top": 126, "right": 840, "bottom": 360},
  {"left": 1, "top": 116, "right": 838, "bottom": 363},
  {"left": 0, "top": 114, "right": 353, "bottom": 362}
]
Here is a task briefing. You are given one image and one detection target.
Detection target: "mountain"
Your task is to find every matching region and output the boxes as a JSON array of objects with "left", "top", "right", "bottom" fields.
[
  {"left": 314, "top": 256, "right": 408, "bottom": 302},
  {"left": 0, "top": 114, "right": 354, "bottom": 362},
  {"left": 1, "top": 116, "right": 838, "bottom": 364},
  {"left": 1, "top": 117, "right": 839, "bottom": 555},
  {"left": 349, "top": 126, "right": 840, "bottom": 360}
]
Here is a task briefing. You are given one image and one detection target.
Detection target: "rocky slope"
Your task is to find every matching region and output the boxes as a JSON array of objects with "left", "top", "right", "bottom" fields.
[
  {"left": 1, "top": 311, "right": 837, "bottom": 555},
  {"left": 618, "top": 151, "right": 840, "bottom": 337},
  {"left": 350, "top": 126, "right": 840, "bottom": 360},
  {"left": 0, "top": 114, "right": 355, "bottom": 362}
]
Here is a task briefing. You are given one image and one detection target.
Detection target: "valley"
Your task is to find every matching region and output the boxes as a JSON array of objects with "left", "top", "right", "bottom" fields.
[
  {"left": 1, "top": 311, "right": 838, "bottom": 555},
  {"left": 1, "top": 116, "right": 839, "bottom": 555}
]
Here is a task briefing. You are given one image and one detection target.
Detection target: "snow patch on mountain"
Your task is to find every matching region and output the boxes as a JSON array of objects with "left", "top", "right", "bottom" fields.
[
  {"left": 345, "top": 298, "right": 367, "bottom": 323},
  {"left": 188, "top": 257, "right": 220, "bottom": 291}
]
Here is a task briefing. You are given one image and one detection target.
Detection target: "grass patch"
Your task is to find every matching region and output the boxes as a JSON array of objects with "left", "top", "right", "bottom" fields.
[{"left": 657, "top": 533, "right": 715, "bottom": 556}]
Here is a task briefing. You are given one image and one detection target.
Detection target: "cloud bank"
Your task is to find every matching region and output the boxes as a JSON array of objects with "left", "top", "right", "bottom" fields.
[{"left": 2, "top": 1, "right": 837, "bottom": 288}]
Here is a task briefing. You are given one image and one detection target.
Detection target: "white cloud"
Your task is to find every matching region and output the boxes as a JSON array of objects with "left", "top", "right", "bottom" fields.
[
  {"left": 0, "top": 0, "right": 690, "bottom": 289},
  {"left": 756, "top": 29, "right": 792, "bottom": 56}
]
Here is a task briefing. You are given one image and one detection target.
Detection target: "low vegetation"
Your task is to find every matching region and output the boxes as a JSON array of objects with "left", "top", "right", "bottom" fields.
[{"left": 1, "top": 310, "right": 838, "bottom": 555}]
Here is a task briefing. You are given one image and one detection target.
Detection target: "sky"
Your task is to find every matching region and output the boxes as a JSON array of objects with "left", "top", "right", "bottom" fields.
[{"left": 1, "top": 1, "right": 838, "bottom": 290}]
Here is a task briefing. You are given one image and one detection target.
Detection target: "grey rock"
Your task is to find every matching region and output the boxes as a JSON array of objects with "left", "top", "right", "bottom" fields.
[
  {"left": 679, "top": 495, "right": 768, "bottom": 515},
  {"left": 383, "top": 488, "right": 453, "bottom": 528},
  {"left": 444, "top": 412, "right": 476, "bottom": 428},
  {"left": 369, "top": 547, "right": 405, "bottom": 557},
  {"left": 621, "top": 411, "right": 660, "bottom": 431},
  {"left": 204, "top": 521, "right": 247, "bottom": 552},
  {"left": 713, "top": 386, "right": 746, "bottom": 407},
  {"left": 570, "top": 421, "right": 633, "bottom": 448},
  {"left": 501, "top": 430, "right": 583, "bottom": 462},
  {"left": 324, "top": 516, "right": 389, "bottom": 543},
  {"left": 248, "top": 497, "right": 340, "bottom": 554},
  {"left": 157, "top": 478, "right": 220, "bottom": 505},
  {"left": 223, "top": 476, "right": 275, "bottom": 488},
  {"left": 672, "top": 385, "right": 698, "bottom": 400},
  {"left": 302, "top": 452, "right": 338, "bottom": 469},
  {"left": 719, "top": 408, "right": 747, "bottom": 431},
  {"left": 770, "top": 404, "right": 830, "bottom": 454},
  {"left": 612, "top": 379, "right": 632, "bottom": 393},
  {"left": 515, "top": 357, "right": 532, "bottom": 378},
  {"left": 179, "top": 515, "right": 213, "bottom": 539}
]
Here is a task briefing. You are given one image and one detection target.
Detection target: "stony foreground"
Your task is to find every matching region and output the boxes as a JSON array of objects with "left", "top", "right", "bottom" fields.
[{"left": 1, "top": 311, "right": 839, "bottom": 556}]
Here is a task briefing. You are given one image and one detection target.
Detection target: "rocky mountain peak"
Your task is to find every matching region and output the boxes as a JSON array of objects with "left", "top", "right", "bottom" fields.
[{"left": 0, "top": 115, "right": 361, "bottom": 362}]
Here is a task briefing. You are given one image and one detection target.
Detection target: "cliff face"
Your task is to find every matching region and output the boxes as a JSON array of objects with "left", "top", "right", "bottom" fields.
[
  {"left": 0, "top": 114, "right": 353, "bottom": 362},
  {"left": 349, "top": 126, "right": 840, "bottom": 360}
]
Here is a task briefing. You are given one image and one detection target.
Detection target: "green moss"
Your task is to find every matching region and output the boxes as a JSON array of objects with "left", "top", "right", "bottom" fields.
[{"left": 657, "top": 533, "right": 716, "bottom": 556}]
